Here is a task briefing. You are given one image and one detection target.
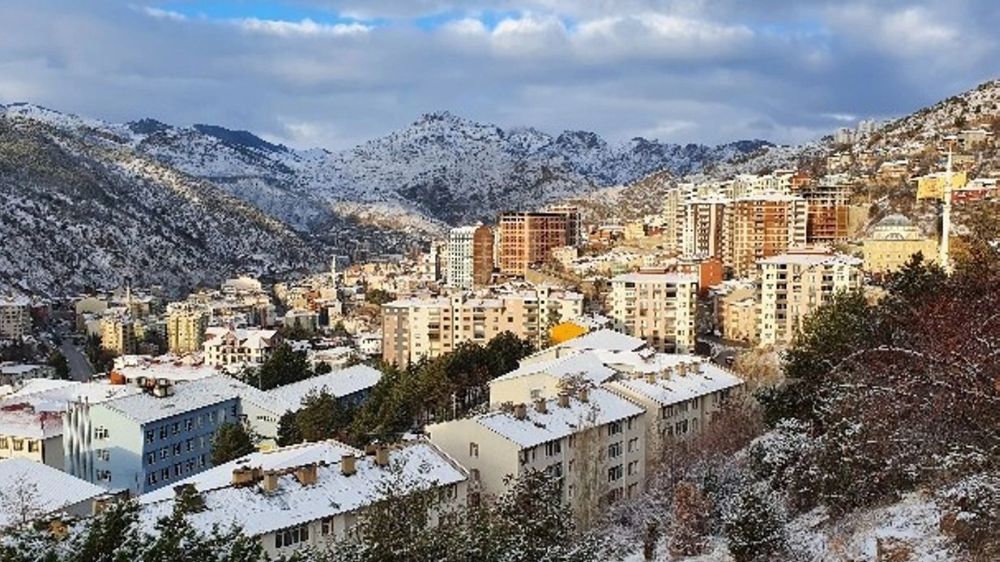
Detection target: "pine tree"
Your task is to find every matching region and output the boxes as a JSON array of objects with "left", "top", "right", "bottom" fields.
[
  {"left": 723, "top": 484, "right": 787, "bottom": 562},
  {"left": 276, "top": 410, "right": 302, "bottom": 447},
  {"left": 211, "top": 422, "right": 254, "bottom": 465}
]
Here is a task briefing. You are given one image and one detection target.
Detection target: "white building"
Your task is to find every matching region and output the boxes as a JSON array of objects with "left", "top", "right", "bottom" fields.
[
  {"left": 137, "top": 440, "right": 467, "bottom": 559},
  {"left": 202, "top": 327, "right": 280, "bottom": 368}
]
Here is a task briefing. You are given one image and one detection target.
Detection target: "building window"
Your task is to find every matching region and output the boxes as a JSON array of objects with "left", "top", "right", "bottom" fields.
[
  {"left": 275, "top": 524, "right": 310, "bottom": 549},
  {"left": 607, "top": 421, "right": 623, "bottom": 436},
  {"left": 608, "top": 442, "right": 622, "bottom": 459},
  {"left": 97, "top": 448, "right": 110, "bottom": 461},
  {"left": 27, "top": 441, "right": 39, "bottom": 453},
  {"left": 185, "top": 418, "right": 193, "bottom": 431},
  {"left": 173, "top": 443, "right": 182, "bottom": 455},
  {"left": 544, "top": 441, "right": 562, "bottom": 457},
  {"left": 145, "top": 430, "right": 155, "bottom": 443},
  {"left": 161, "top": 469, "right": 169, "bottom": 481},
  {"left": 159, "top": 427, "right": 168, "bottom": 439},
  {"left": 12, "top": 438, "right": 24, "bottom": 451},
  {"left": 469, "top": 442, "right": 479, "bottom": 457},
  {"left": 96, "top": 470, "right": 112, "bottom": 482},
  {"left": 146, "top": 452, "right": 155, "bottom": 465},
  {"left": 627, "top": 437, "right": 639, "bottom": 453},
  {"left": 0, "top": 437, "right": 7, "bottom": 449},
  {"left": 321, "top": 517, "right": 334, "bottom": 536},
  {"left": 172, "top": 422, "right": 180, "bottom": 435},
  {"left": 160, "top": 448, "right": 169, "bottom": 460},
  {"left": 607, "top": 465, "right": 623, "bottom": 482},
  {"left": 627, "top": 460, "right": 639, "bottom": 476},
  {"left": 94, "top": 427, "right": 110, "bottom": 439}
]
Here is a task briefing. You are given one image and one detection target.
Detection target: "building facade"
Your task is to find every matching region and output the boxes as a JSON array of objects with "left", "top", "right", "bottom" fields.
[
  {"left": 447, "top": 225, "right": 494, "bottom": 289},
  {"left": 757, "top": 248, "right": 863, "bottom": 345},
  {"left": 608, "top": 272, "right": 698, "bottom": 353},
  {"left": 166, "top": 304, "right": 209, "bottom": 355},
  {"left": 0, "top": 297, "right": 32, "bottom": 340},
  {"left": 862, "top": 214, "right": 939, "bottom": 275},
  {"left": 497, "top": 212, "right": 570, "bottom": 276},
  {"left": 202, "top": 327, "right": 280, "bottom": 367},
  {"left": 725, "top": 195, "right": 809, "bottom": 278}
]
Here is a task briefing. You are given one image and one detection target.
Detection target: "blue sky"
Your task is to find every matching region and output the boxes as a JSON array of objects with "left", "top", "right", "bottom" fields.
[{"left": 1, "top": 1, "right": 998, "bottom": 149}]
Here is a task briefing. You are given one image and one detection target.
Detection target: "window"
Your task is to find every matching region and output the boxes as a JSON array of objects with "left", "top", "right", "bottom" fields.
[
  {"left": 174, "top": 464, "right": 182, "bottom": 477},
  {"left": 627, "top": 460, "right": 639, "bottom": 476},
  {"left": 545, "top": 441, "right": 562, "bottom": 457},
  {"left": 186, "top": 439, "right": 193, "bottom": 452},
  {"left": 274, "top": 524, "right": 310, "bottom": 549},
  {"left": 145, "top": 430, "right": 155, "bottom": 443},
  {"left": 172, "top": 422, "right": 179, "bottom": 435},
  {"left": 321, "top": 517, "right": 334, "bottom": 536},
  {"left": 147, "top": 472, "right": 157, "bottom": 486},
  {"left": 608, "top": 442, "right": 622, "bottom": 459},
  {"left": 12, "top": 439, "right": 23, "bottom": 451},
  {"left": 627, "top": 437, "right": 639, "bottom": 453},
  {"left": 469, "top": 442, "right": 479, "bottom": 457},
  {"left": 159, "top": 427, "right": 168, "bottom": 439},
  {"left": 94, "top": 427, "right": 109, "bottom": 439},
  {"left": 607, "top": 465, "right": 623, "bottom": 482},
  {"left": 173, "top": 443, "right": 182, "bottom": 455},
  {"left": 185, "top": 418, "right": 193, "bottom": 431},
  {"left": 97, "top": 448, "right": 110, "bottom": 461},
  {"left": 0, "top": 437, "right": 7, "bottom": 449},
  {"left": 146, "top": 452, "right": 155, "bottom": 465},
  {"left": 97, "top": 470, "right": 112, "bottom": 482},
  {"left": 161, "top": 469, "right": 169, "bottom": 481},
  {"left": 607, "top": 421, "right": 623, "bottom": 436},
  {"left": 27, "top": 441, "right": 39, "bottom": 453},
  {"left": 160, "top": 448, "right": 169, "bottom": 460}
]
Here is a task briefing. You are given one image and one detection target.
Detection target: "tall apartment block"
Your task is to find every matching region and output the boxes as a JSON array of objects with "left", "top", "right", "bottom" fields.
[
  {"left": 803, "top": 182, "right": 851, "bottom": 245},
  {"left": 497, "top": 212, "right": 570, "bottom": 276},
  {"left": 724, "top": 195, "right": 808, "bottom": 278},
  {"left": 608, "top": 272, "right": 698, "bottom": 353},
  {"left": 757, "top": 248, "right": 862, "bottom": 345},
  {"left": 166, "top": 303, "right": 209, "bottom": 355},
  {"left": 682, "top": 197, "right": 728, "bottom": 260},
  {"left": 447, "top": 225, "right": 494, "bottom": 289}
]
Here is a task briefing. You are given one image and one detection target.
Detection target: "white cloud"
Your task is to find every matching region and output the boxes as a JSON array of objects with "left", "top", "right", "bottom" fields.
[
  {"left": 235, "top": 18, "right": 372, "bottom": 37},
  {"left": 141, "top": 7, "right": 187, "bottom": 22},
  {"left": 490, "top": 15, "right": 568, "bottom": 56},
  {"left": 573, "top": 13, "right": 753, "bottom": 59}
]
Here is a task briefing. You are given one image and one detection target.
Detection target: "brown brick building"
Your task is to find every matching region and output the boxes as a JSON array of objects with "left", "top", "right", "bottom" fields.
[{"left": 497, "top": 212, "right": 570, "bottom": 276}]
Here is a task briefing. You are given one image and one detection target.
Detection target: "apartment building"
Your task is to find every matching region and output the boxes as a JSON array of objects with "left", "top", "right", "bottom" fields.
[
  {"left": 497, "top": 212, "right": 570, "bottom": 276},
  {"left": 608, "top": 272, "right": 698, "bottom": 353},
  {"left": 682, "top": 197, "right": 727, "bottom": 260},
  {"left": 427, "top": 387, "right": 646, "bottom": 524},
  {"left": 447, "top": 224, "right": 494, "bottom": 289},
  {"left": 862, "top": 214, "right": 939, "bottom": 275},
  {"left": 202, "top": 327, "right": 280, "bottom": 367},
  {"left": 544, "top": 205, "right": 583, "bottom": 247},
  {"left": 100, "top": 313, "right": 138, "bottom": 356},
  {"left": 725, "top": 195, "right": 808, "bottom": 278},
  {"left": 63, "top": 376, "right": 247, "bottom": 494},
  {"left": 803, "top": 182, "right": 851, "bottom": 245},
  {"left": 603, "top": 354, "right": 743, "bottom": 473},
  {"left": 0, "top": 296, "right": 32, "bottom": 340},
  {"left": 709, "top": 281, "right": 758, "bottom": 344},
  {"left": 137, "top": 441, "right": 467, "bottom": 559},
  {"left": 757, "top": 248, "right": 863, "bottom": 345},
  {"left": 166, "top": 303, "right": 209, "bottom": 355},
  {"left": 381, "top": 286, "right": 584, "bottom": 367},
  {"left": 0, "top": 404, "right": 63, "bottom": 468}
]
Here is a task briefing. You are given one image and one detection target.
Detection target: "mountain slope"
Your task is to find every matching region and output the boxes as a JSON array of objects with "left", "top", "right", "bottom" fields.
[{"left": 0, "top": 110, "right": 318, "bottom": 298}]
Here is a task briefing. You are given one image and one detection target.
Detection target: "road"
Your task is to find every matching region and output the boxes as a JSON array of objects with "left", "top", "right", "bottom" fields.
[{"left": 59, "top": 335, "right": 94, "bottom": 381}]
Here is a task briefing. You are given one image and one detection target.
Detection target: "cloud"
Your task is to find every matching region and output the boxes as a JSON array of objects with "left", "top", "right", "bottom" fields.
[
  {"left": 235, "top": 18, "right": 372, "bottom": 37},
  {"left": 0, "top": 1, "right": 998, "bottom": 152}
]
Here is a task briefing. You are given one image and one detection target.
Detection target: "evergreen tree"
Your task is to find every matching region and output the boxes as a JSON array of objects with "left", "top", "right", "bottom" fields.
[
  {"left": 295, "top": 391, "right": 350, "bottom": 442},
  {"left": 276, "top": 410, "right": 302, "bottom": 447},
  {"left": 46, "top": 351, "right": 70, "bottom": 379},
  {"left": 251, "top": 343, "right": 313, "bottom": 390},
  {"left": 211, "top": 423, "right": 254, "bottom": 465},
  {"left": 723, "top": 484, "right": 787, "bottom": 562}
]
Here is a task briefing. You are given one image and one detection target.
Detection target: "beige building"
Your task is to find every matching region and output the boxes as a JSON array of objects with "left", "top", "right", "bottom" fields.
[
  {"left": 166, "top": 304, "right": 209, "bottom": 355},
  {"left": 137, "top": 440, "right": 467, "bottom": 559},
  {"left": 202, "top": 327, "right": 280, "bottom": 367},
  {"left": 608, "top": 272, "right": 698, "bottom": 353},
  {"left": 725, "top": 195, "right": 808, "bottom": 278},
  {"left": 381, "top": 286, "right": 584, "bottom": 367},
  {"left": 758, "top": 248, "right": 863, "bottom": 345},
  {"left": 682, "top": 197, "right": 728, "bottom": 260},
  {"left": 862, "top": 214, "right": 938, "bottom": 275},
  {"left": 0, "top": 296, "right": 31, "bottom": 340},
  {"left": 427, "top": 387, "right": 646, "bottom": 526},
  {"left": 710, "top": 281, "right": 759, "bottom": 344},
  {"left": 0, "top": 406, "right": 63, "bottom": 468},
  {"left": 100, "top": 314, "right": 138, "bottom": 356}
]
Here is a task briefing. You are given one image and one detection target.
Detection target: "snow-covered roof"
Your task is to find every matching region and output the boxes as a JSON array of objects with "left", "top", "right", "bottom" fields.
[
  {"left": 137, "top": 440, "right": 466, "bottom": 537},
  {"left": 264, "top": 365, "right": 383, "bottom": 409},
  {"left": 491, "top": 352, "right": 615, "bottom": 386},
  {"left": 0, "top": 404, "right": 62, "bottom": 439},
  {"left": 100, "top": 376, "right": 250, "bottom": 424},
  {"left": 757, "top": 250, "right": 861, "bottom": 267},
  {"left": 603, "top": 356, "right": 743, "bottom": 407},
  {"left": 1, "top": 379, "right": 141, "bottom": 412},
  {"left": 203, "top": 327, "right": 278, "bottom": 350},
  {"left": 476, "top": 388, "right": 643, "bottom": 449},
  {"left": 0, "top": 458, "right": 105, "bottom": 529},
  {"left": 555, "top": 329, "right": 647, "bottom": 354},
  {"left": 113, "top": 361, "right": 218, "bottom": 383},
  {"left": 611, "top": 272, "right": 699, "bottom": 285}
]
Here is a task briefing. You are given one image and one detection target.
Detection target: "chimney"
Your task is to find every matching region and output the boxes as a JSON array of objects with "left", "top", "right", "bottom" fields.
[
  {"left": 341, "top": 454, "right": 357, "bottom": 476},
  {"left": 693, "top": 361, "right": 703, "bottom": 374},
  {"left": 676, "top": 362, "right": 687, "bottom": 376},
  {"left": 577, "top": 387, "right": 589, "bottom": 403},
  {"left": 557, "top": 393, "right": 570, "bottom": 408},
  {"left": 294, "top": 463, "right": 318, "bottom": 486},
  {"left": 513, "top": 403, "right": 527, "bottom": 420},
  {"left": 375, "top": 445, "right": 391, "bottom": 467},
  {"left": 534, "top": 398, "right": 548, "bottom": 414},
  {"left": 261, "top": 470, "right": 279, "bottom": 492},
  {"left": 645, "top": 373, "right": 657, "bottom": 384},
  {"left": 364, "top": 443, "right": 377, "bottom": 456},
  {"left": 231, "top": 467, "right": 257, "bottom": 486}
]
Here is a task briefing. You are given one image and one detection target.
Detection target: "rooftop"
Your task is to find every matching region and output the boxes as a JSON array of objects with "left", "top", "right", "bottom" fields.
[
  {"left": 100, "top": 376, "right": 250, "bottom": 425},
  {"left": 490, "top": 351, "right": 616, "bottom": 387},
  {"left": 603, "top": 356, "right": 743, "bottom": 407},
  {"left": 137, "top": 440, "right": 466, "bottom": 537},
  {"left": 0, "top": 458, "right": 105, "bottom": 529},
  {"left": 263, "top": 365, "right": 383, "bottom": 410},
  {"left": 612, "top": 272, "right": 699, "bottom": 285}
]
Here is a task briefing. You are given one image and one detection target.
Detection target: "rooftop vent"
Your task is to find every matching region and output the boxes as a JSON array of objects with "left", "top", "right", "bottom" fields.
[
  {"left": 513, "top": 403, "right": 527, "bottom": 420},
  {"left": 375, "top": 445, "right": 390, "bottom": 468},
  {"left": 294, "top": 463, "right": 318, "bottom": 486},
  {"left": 534, "top": 398, "right": 548, "bottom": 414},
  {"left": 261, "top": 470, "right": 279, "bottom": 492},
  {"left": 341, "top": 454, "right": 357, "bottom": 476},
  {"left": 577, "top": 387, "right": 589, "bottom": 403},
  {"left": 557, "top": 393, "right": 570, "bottom": 408}
]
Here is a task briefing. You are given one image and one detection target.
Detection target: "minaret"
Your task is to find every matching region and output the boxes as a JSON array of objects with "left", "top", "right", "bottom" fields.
[{"left": 939, "top": 136, "right": 955, "bottom": 273}]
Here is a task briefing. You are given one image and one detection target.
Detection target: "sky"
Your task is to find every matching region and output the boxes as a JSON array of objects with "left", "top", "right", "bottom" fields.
[{"left": 1, "top": 1, "right": 998, "bottom": 150}]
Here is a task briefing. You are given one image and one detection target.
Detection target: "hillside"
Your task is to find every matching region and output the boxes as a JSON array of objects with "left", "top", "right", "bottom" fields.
[{"left": 0, "top": 112, "right": 317, "bottom": 298}]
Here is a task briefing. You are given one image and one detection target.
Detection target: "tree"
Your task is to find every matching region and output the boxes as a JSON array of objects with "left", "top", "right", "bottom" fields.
[
  {"left": 723, "top": 484, "right": 787, "bottom": 562},
  {"left": 249, "top": 343, "right": 313, "bottom": 390},
  {"left": 365, "top": 289, "right": 393, "bottom": 306},
  {"left": 668, "top": 480, "right": 711, "bottom": 557},
  {"left": 211, "top": 423, "right": 254, "bottom": 465},
  {"left": 0, "top": 480, "right": 43, "bottom": 527},
  {"left": 330, "top": 321, "right": 350, "bottom": 339},
  {"left": 276, "top": 410, "right": 302, "bottom": 447},
  {"left": 46, "top": 350, "right": 70, "bottom": 379},
  {"left": 295, "top": 391, "right": 351, "bottom": 443}
]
